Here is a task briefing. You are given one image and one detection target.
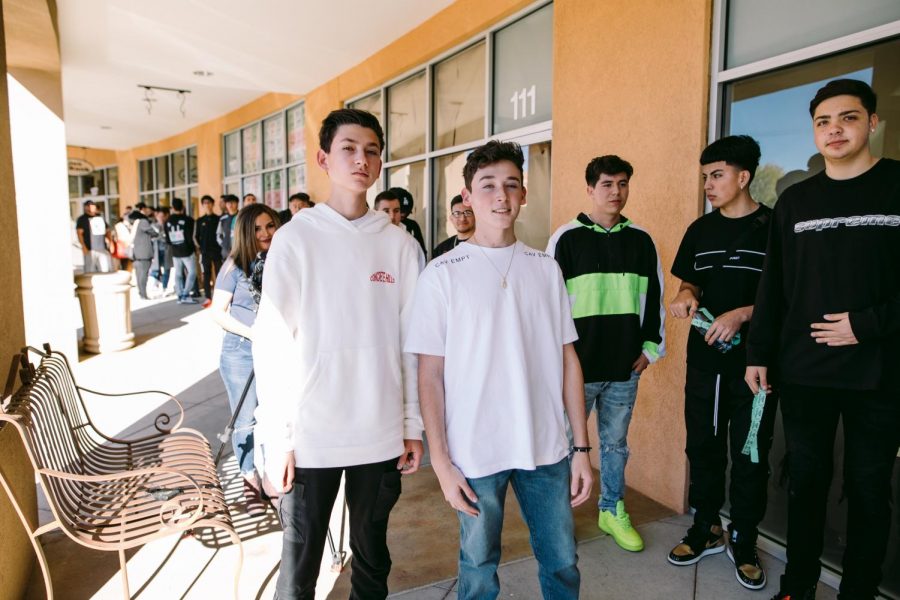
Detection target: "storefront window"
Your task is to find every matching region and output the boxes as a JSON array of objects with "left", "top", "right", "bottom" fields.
[
  {"left": 223, "top": 102, "right": 307, "bottom": 210},
  {"left": 434, "top": 42, "right": 486, "bottom": 149},
  {"left": 138, "top": 147, "right": 198, "bottom": 214},
  {"left": 388, "top": 72, "right": 426, "bottom": 160},
  {"left": 493, "top": 3, "right": 554, "bottom": 134},
  {"left": 724, "top": 39, "right": 900, "bottom": 208},
  {"left": 726, "top": 0, "right": 900, "bottom": 69},
  {"left": 68, "top": 165, "right": 121, "bottom": 223},
  {"left": 349, "top": 1, "right": 554, "bottom": 257}
]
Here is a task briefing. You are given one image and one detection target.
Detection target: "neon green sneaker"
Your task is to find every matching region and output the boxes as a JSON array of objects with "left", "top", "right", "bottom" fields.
[{"left": 598, "top": 500, "right": 644, "bottom": 552}]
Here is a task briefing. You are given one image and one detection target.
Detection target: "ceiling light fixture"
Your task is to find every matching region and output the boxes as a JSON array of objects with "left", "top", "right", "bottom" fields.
[
  {"left": 138, "top": 84, "right": 191, "bottom": 118},
  {"left": 192, "top": 70, "right": 214, "bottom": 77}
]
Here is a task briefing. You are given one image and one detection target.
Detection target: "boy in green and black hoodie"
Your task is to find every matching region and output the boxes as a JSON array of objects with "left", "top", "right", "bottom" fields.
[{"left": 547, "top": 154, "right": 665, "bottom": 553}]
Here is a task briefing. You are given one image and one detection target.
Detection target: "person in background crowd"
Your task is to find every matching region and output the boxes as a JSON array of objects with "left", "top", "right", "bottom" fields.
[
  {"left": 165, "top": 197, "right": 198, "bottom": 304},
  {"left": 243, "top": 193, "right": 257, "bottom": 206},
  {"left": 279, "top": 192, "right": 314, "bottom": 224},
  {"left": 75, "top": 199, "right": 113, "bottom": 273},
  {"left": 211, "top": 203, "right": 283, "bottom": 515},
  {"left": 128, "top": 209, "right": 158, "bottom": 300},
  {"left": 432, "top": 194, "right": 475, "bottom": 259},
  {"left": 390, "top": 186, "right": 427, "bottom": 255},
  {"left": 746, "top": 78, "right": 900, "bottom": 600},
  {"left": 113, "top": 210, "right": 135, "bottom": 272},
  {"left": 374, "top": 189, "right": 403, "bottom": 226},
  {"left": 217, "top": 195, "right": 240, "bottom": 261},
  {"left": 196, "top": 195, "right": 223, "bottom": 307},
  {"left": 151, "top": 206, "right": 172, "bottom": 294}
]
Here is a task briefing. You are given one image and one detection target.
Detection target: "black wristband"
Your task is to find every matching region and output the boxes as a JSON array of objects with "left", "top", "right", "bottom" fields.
[{"left": 570, "top": 446, "right": 592, "bottom": 453}]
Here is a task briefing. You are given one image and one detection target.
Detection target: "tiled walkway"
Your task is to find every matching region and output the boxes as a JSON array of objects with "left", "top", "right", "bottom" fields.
[{"left": 23, "top": 291, "right": 842, "bottom": 599}]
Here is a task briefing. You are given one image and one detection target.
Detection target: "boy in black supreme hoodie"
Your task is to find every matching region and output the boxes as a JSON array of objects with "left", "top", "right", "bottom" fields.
[{"left": 746, "top": 79, "right": 900, "bottom": 600}]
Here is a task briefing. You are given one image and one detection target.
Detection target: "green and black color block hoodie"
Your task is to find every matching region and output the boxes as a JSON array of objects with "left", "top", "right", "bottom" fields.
[{"left": 547, "top": 213, "right": 665, "bottom": 383}]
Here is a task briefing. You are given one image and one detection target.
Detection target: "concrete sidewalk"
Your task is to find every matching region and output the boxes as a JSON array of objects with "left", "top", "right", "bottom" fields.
[{"left": 25, "top": 289, "right": 842, "bottom": 600}]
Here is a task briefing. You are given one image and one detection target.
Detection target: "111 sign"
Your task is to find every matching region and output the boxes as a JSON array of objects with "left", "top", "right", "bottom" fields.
[{"left": 509, "top": 85, "right": 537, "bottom": 121}]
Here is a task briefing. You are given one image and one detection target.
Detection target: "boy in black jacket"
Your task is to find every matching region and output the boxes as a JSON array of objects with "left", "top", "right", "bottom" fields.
[
  {"left": 746, "top": 79, "right": 900, "bottom": 600},
  {"left": 668, "top": 135, "right": 776, "bottom": 591},
  {"left": 547, "top": 155, "right": 665, "bottom": 553}
]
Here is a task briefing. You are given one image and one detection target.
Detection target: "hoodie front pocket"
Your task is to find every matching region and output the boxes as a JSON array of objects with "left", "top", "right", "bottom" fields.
[{"left": 297, "top": 345, "right": 403, "bottom": 444}]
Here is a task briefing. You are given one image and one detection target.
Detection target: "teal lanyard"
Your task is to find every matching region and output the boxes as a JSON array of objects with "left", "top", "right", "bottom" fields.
[
  {"left": 741, "top": 389, "right": 768, "bottom": 463},
  {"left": 690, "top": 307, "right": 742, "bottom": 346}
]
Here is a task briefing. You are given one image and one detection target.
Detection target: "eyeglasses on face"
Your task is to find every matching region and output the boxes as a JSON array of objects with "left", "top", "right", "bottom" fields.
[{"left": 450, "top": 210, "right": 474, "bottom": 218}]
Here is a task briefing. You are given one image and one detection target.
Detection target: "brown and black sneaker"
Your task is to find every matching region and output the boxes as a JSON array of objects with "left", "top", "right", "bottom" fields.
[
  {"left": 727, "top": 527, "right": 766, "bottom": 590},
  {"left": 667, "top": 522, "right": 725, "bottom": 566}
]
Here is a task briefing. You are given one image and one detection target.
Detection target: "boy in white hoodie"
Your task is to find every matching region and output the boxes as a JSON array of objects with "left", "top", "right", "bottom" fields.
[{"left": 252, "top": 108, "right": 425, "bottom": 600}]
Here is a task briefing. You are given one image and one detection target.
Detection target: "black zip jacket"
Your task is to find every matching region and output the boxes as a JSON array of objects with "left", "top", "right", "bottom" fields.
[{"left": 548, "top": 213, "right": 665, "bottom": 382}]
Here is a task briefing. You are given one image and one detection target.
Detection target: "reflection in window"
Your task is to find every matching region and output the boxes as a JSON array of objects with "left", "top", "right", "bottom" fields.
[
  {"left": 493, "top": 3, "right": 554, "bottom": 134},
  {"left": 349, "top": 92, "right": 383, "bottom": 130},
  {"left": 433, "top": 151, "right": 468, "bottom": 247},
  {"left": 434, "top": 43, "right": 486, "bottom": 149},
  {"left": 515, "top": 141, "right": 552, "bottom": 251},
  {"left": 388, "top": 73, "right": 426, "bottom": 160},
  {"left": 388, "top": 161, "right": 426, "bottom": 237},
  {"left": 725, "top": 39, "right": 899, "bottom": 208}
]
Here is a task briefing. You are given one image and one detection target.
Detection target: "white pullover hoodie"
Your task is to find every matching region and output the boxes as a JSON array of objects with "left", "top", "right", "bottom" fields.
[{"left": 252, "top": 203, "right": 424, "bottom": 484}]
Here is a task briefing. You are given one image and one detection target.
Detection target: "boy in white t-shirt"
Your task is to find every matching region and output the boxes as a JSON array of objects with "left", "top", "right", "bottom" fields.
[{"left": 406, "top": 140, "right": 593, "bottom": 599}]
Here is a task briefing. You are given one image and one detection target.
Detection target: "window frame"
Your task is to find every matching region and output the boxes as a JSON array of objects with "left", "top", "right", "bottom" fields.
[{"left": 138, "top": 145, "right": 199, "bottom": 215}]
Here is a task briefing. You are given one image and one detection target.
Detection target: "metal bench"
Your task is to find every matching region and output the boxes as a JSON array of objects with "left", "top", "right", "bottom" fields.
[{"left": 0, "top": 345, "right": 242, "bottom": 599}]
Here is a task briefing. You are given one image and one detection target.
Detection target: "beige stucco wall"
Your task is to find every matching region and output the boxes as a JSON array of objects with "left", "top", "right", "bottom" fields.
[{"left": 552, "top": 0, "right": 713, "bottom": 511}]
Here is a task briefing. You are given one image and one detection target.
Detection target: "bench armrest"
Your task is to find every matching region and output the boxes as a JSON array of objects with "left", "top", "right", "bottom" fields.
[{"left": 75, "top": 386, "right": 186, "bottom": 439}]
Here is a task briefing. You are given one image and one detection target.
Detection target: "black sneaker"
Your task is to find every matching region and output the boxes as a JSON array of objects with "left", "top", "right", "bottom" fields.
[
  {"left": 727, "top": 527, "right": 766, "bottom": 590},
  {"left": 667, "top": 522, "right": 725, "bottom": 566}
]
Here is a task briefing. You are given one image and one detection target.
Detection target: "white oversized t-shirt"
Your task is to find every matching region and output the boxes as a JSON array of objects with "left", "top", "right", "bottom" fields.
[{"left": 405, "top": 241, "right": 578, "bottom": 478}]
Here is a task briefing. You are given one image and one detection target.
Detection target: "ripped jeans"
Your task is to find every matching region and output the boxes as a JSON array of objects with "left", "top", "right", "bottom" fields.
[{"left": 581, "top": 372, "right": 640, "bottom": 512}]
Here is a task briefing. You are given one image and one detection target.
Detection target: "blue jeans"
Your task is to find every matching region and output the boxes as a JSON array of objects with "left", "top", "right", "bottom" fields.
[
  {"left": 219, "top": 333, "right": 257, "bottom": 477},
  {"left": 457, "top": 458, "right": 579, "bottom": 600},
  {"left": 172, "top": 255, "right": 197, "bottom": 300},
  {"left": 582, "top": 371, "right": 640, "bottom": 513}
]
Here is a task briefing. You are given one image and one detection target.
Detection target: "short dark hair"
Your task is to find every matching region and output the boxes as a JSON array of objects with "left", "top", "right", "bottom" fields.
[
  {"left": 463, "top": 140, "right": 525, "bottom": 191},
  {"left": 135, "top": 201, "right": 147, "bottom": 210},
  {"left": 171, "top": 197, "right": 184, "bottom": 211},
  {"left": 243, "top": 193, "right": 256, "bottom": 200},
  {"left": 699, "top": 135, "right": 761, "bottom": 184},
  {"left": 585, "top": 155, "right": 633, "bottom": 187},
  {"left": 373, "top": 190, "right": 400, "bottom": 209},
  {"left": 289, "top": 192, "right": 310, "bottom": 203},
  {"left": 809, "top": 79, "right": 877, "bottom": 117},
  {"left": 159, "top": 206, "right": 171, "bottom": 216},
  {"left": 201, "top": 195, "right": 215, "bottom": 204},
  {"left": 319, "top": 108, "right": 385, "bottom": 153},
  {"left": 224, "top": 194, "right": 239, "bottom": 204},
  {"left": 450, "top": 194, "right": 463, "bottom": 209}
]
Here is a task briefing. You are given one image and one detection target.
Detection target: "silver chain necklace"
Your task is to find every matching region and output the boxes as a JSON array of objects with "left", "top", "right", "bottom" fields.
[{"left": 473, "top": 237, "right": 517, "bottom": 289}]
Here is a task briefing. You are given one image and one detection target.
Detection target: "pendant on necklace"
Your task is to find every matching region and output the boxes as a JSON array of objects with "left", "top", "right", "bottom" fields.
[{"left": 501, "top": 278, "right": 507, "bottom": 289}]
